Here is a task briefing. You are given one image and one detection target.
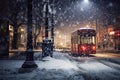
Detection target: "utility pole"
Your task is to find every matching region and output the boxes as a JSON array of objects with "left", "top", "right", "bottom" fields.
[
  {"left": 44, "top": 0, "right": 49, "bottom": 38},
  {"left": 51, "top": 0, "right": 55, "bottom": 57},
  {"left": 42, "top": 0, "right": 53, "bottom": 58},
  {"left": 96, "top": 18, "right": 100, "bottom": 47},
  {"left": 22, "top": 0, "right": 37, "bottom": 68}
]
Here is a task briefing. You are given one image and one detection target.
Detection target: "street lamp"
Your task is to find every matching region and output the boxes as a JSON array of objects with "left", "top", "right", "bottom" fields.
[
  {"left": 50, "top": 0, "right": 55, "bottom": 57},
  {"left": 21, "top": 0, "right": 37, "bottom": 68},
  {"left": 42, "top": 0, "right": 54, "bottom": 58},
  {"left": 84, "top": 0, "right": 89, "bottom": 3}
]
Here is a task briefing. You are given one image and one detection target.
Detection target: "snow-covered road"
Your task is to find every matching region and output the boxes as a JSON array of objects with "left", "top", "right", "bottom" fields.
[
  {"left": 66, "top": 55, "right": 120, "bottom": 80},
  {"left": 0, "top": 51, "right": 120, "bottom": 80}
]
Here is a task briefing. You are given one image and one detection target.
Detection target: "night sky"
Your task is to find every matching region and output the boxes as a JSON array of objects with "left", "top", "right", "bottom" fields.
[
  {"left": 54, "top": 0, "right": 120, "bottom": 26},
  {"left": 0, "top": 0, "right": 120, "bottom": 28}
]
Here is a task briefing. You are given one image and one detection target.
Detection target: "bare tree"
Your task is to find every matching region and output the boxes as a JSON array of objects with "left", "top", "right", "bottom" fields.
[
  {"left": 8, "top": 0, "right": 27, "bottom": 49},
  {"left": 33, "top": 0, "right": 44, "bottom": 49}
]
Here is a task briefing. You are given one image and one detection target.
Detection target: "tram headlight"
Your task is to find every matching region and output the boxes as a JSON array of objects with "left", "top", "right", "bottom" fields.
[
  {"left": 81, "top": 46, "right": 86, "bottom": 51},
  {"left": 92, "top": 46, "right": 96, "bottom": 50}
]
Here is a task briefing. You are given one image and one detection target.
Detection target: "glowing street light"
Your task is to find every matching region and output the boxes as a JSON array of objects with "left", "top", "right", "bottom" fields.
[
  {"left": 84, "top": 0, "right": 89, "bottom": 3},
  {"left": 109, "top": 31, "right": 115, "bottom": 35}
]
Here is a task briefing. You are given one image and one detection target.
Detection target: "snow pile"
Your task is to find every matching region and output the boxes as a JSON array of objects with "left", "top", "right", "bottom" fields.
[
  {"left": 0, "top": 60, "right": 23, "bottom": 69},
  {"left": 38, "top": 56, "right": 79, "bottom": 71}
]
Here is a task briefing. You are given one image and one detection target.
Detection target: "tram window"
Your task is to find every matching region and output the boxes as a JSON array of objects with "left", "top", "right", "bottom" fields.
[
  {"left": 80, "top": 35, "right": 95, "bottom": 44},
  {"left": 71, "top": 36, "right": 78, "bottom": 44}
]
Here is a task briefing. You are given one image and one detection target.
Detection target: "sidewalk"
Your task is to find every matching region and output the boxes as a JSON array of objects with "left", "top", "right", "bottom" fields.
[
  {"left": 9, "top": 49, "right": 42, "bottom": 56},
  {"left": 0, "top": 49, "right": 42, "bottom": 60},
  {"left": 97, "top": 48, "right": 120, "bottom": 53}
]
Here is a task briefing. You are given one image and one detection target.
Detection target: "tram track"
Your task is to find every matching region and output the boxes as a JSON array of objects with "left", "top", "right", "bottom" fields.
[
  {"left": 97, "top": 59, "right": 120, "bottom": 71},
  {"left": 66, "top": 53, "right": 120, "bottom": 71}
]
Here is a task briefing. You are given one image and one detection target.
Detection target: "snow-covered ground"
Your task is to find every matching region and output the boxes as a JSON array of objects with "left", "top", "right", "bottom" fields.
[{"left": 0, "top": 52, "right": 120, "bottom": 80}]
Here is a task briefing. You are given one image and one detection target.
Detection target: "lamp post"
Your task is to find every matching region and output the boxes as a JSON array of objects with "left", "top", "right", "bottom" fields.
[
  {"left": 22, "top": 0, "right": 37, "bottom": 68},
  {"left": 50, "top": 0, "right": 55, "bottom": 57},
  {"left": 42, "top": 0, "right": 53, "bottom": 58}
]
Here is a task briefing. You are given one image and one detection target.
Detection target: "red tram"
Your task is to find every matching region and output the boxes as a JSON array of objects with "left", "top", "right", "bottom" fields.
[{"left": 71, "top": 27, "right": 96, "bottom": 55}]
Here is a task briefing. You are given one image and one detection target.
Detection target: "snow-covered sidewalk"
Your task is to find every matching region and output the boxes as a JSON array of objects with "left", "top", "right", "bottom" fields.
[{"left": 0, "top": 52, "right": 83, "bottom": 80}]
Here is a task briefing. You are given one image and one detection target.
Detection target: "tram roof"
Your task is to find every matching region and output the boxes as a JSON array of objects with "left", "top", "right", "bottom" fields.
[
  {"left": 78, "top": 27, "right": 95, "bottom": 30},
  {"left": 72, "top": 27, "right": 95, "bottom": 33}
]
